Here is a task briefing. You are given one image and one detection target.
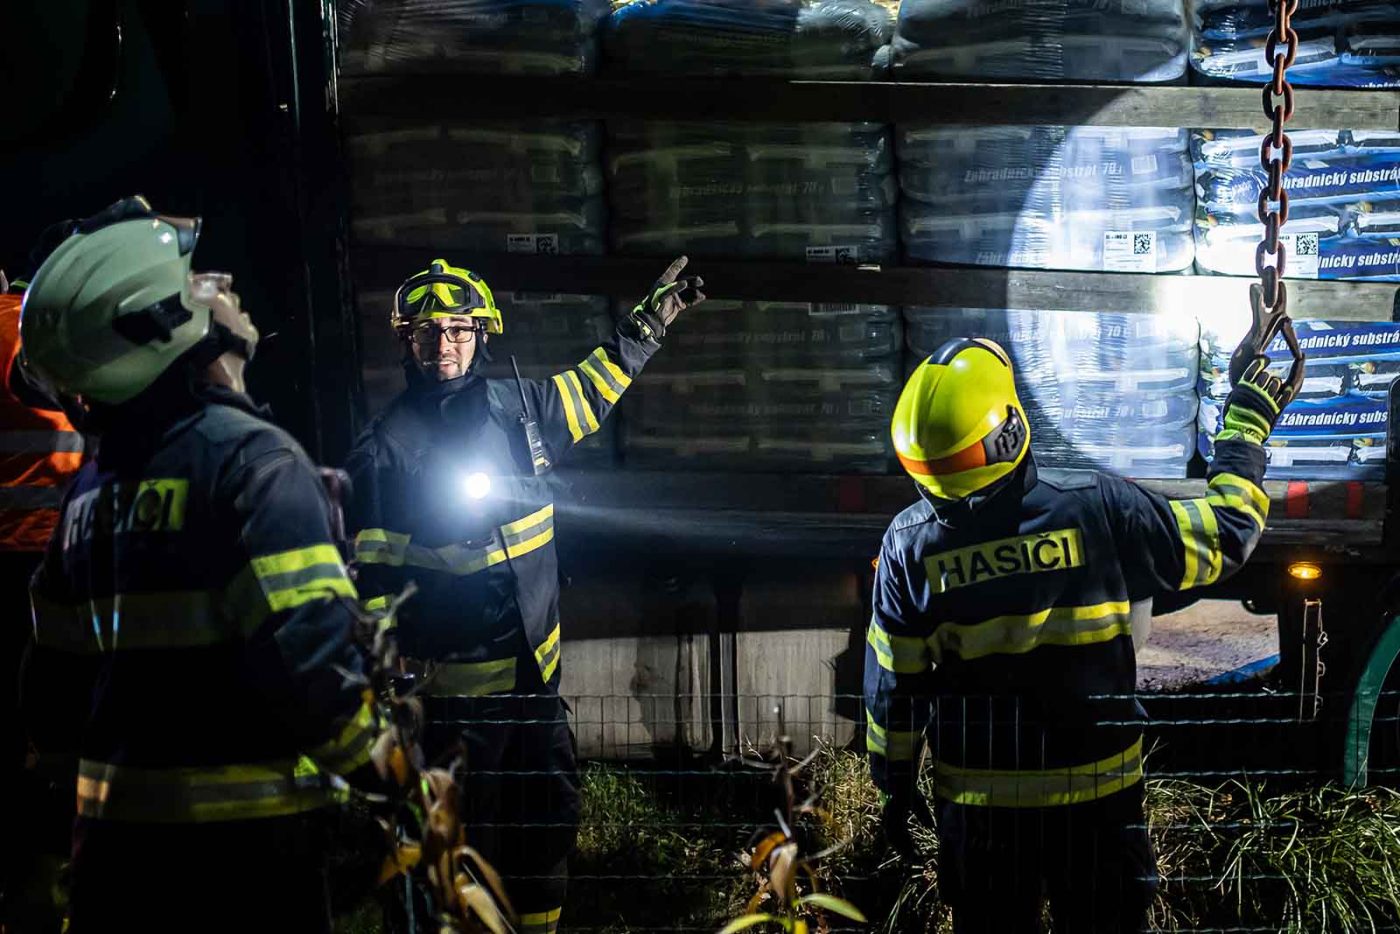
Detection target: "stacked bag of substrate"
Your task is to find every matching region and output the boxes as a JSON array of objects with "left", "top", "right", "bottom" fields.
[
  {"left": 891, "top": 0, "right": 1189, "bottom": 82},
  {"left": 338, "top": 0, "right": 610, "bottom": 76},
  {"left": 905, "top": 309, "right": 1200, "bottom": 477},
  {"left": 1191, "top": 0, "right": 1400, "bottom": 88},
  {"left": 344, "top": 119, "right": 606, "bottom": 255},
  {"left": 890, "top": 0, "right": 1195, "bottom": 273},
  {"left": 900, "top": 125, "right": 1197, "bottom": 271},
  {"left": 339, "top": 1, "right": 609, "bottom": 256},
  {"left": 602, "top": 0, "right": 898, "bottom": 264},
  {"left": 476, "top": 293, "right": 619, "bottom": 467},
  {"left": 1200, "top": 317, "right": 1400, "bottom": 479},
  {"left": 621, "top": 301, "right": 903, "bottom": 472},
  {"left": 1193, "top": 128, "right": 1400, "bottom": 282}
]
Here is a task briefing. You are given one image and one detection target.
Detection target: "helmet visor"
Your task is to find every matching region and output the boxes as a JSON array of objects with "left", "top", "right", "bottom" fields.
[{"left": 394, "top": 272, "right": 486, "bottom": 325}]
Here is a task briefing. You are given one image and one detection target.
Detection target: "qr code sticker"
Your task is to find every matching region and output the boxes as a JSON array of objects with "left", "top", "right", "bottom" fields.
[
  {"left": 1295, "top": 232, "right": 1319, "bottom": 256},
  {"left": 1133, "top": 233, "right": 1154, "bottom": 255}
]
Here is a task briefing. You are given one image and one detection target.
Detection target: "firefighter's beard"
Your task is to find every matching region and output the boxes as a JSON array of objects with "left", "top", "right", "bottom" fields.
[{"left": 412, "top": 337, "right": 480, "bottom": 382}]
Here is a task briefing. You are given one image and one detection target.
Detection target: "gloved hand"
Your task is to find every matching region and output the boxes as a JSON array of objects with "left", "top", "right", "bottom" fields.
[
  {"left": 1218, "top": 355, "right": 1296, "bottom": 446},
  {"left": 881, "top": 789, "right": 934, "bottom": 862},
  {"left": 623, "top": 255, "right": 705, "bottom": 342}
]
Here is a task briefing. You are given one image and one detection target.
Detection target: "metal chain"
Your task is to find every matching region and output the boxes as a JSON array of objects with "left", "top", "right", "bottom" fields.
[{"left": 1254, "top": 0, "right": 1299, "bottom": 321}]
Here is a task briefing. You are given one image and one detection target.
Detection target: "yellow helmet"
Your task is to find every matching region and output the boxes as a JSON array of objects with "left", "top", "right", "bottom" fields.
[
  {"left": 892, "top": 338, "right": 1030, "bottom": 501},
  {"left": 392, "top": 258, "right": 503, "bottom": 335}
]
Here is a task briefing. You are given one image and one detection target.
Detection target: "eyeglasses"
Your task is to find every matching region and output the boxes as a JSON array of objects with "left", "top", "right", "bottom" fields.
[{"left": 409, "top": 321, "right": 481, "bottom": 345}]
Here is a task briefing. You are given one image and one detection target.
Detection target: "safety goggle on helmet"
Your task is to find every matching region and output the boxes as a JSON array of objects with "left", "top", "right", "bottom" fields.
[{"left": 391, "top": 259, "right": 503, "bottom": 335}]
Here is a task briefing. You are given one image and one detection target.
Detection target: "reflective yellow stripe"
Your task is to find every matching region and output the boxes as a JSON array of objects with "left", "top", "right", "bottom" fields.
[
  {"left": 552, "top": 373, "right": 585, "bottom": 443},
  {"left": 307, "top": 699, "right": 377, "bottom": 775},
  {"left": 353, "top": 509, "right": 554, "bottom": 577},
  {"left": 867, "top": 616, "right": 929, "bottom": 673},
  {"left": 364, "top": 595, "right": 390, "bottom": 613},
  {"left": 1171, "top": 499, "right": 1223, "bottom": 590},
  {"left": 520, "top": 907, "right": 562, "bottom": 934},
  {"left": 932, "top": 737, "right": 1144, "bottom": 808},
  {"left": 426, "top": 658, "right": 518, "bottom": 697},
  {"left": 31, "top": 590, "right": 230, "bottom": 653},
  {"left": 535, "top": 623, "right": 562, "bottom": 682},
  {"left": 354, "top": 528, "right": 411, "bottom": 567},
  {"left": 591, "top": 346, "right": 632, "bottom": 391},
  {"left": 578, "top": 358, "right": 622, "bottom": 404},
  {"left": 929, "top": 602, "right": 1133, "bottom": 663},
  {"left": 563, "top": 370, "right": 599, "bottom": 436},
  {"left": 1207, "top": 472, "right": 1269, "bottom": 531},
  {"left": 865, "top": 709, "right": 918, "bottom": 762},
  {"left": 503, "top": 504, "right": 553, "bottom": 536},
  {"left": 241, "top": 543, "right": 358, "bottom": 620},
  {"left": 76, "top": 756, "right": 337, "bottom": 823}
]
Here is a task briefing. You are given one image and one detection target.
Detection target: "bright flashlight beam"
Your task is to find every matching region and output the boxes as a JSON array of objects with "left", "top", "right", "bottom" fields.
[{"left": 463, "top": 471, "right": 492, "bottom": 500}]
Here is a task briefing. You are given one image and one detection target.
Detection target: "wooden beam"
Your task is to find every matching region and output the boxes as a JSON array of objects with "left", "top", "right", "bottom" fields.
[
  {"left": 340, "top": 77, "right": 1400, "bottom": 132},
  {"left": 350, "top": 248, "right": 1399, "bottom": 320}
]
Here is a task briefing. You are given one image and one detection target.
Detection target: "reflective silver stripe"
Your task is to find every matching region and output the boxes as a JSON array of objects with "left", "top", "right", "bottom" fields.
[
  {"left": 0, "top": 430, "right": 83, "bottom": 454},
  {"left": 77, "top": 757, "right": 337, "bottom": 823},
  {"left": 0, "top": 486, "right": 64, "bottom": 510},
  {"left": 32, "top": 590, "right": 231, "bottom": 653}
]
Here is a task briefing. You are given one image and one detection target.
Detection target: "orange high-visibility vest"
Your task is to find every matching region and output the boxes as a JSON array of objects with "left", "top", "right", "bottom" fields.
[{"left": 0, "top": 294, "right": 82, "bottom": 551}]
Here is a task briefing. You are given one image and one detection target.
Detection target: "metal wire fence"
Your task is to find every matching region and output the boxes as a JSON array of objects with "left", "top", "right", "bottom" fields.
[{"left": 355, "top": 685, "right": 1400, "bottom": 934}]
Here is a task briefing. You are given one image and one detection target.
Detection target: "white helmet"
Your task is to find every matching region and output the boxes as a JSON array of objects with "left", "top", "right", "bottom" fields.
[{"left": 19, "top": 196, "right": 228, "bottom": 406}]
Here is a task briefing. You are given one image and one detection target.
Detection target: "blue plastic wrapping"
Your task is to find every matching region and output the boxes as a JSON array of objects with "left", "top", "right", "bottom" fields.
[
  {"left": 604, "top": 0, "right": 894, "bottom": 78},
  {"left": 621, "top": 301, "right": 901, "bottom": 472},
  {"left": 892, "top": 0, "right": 1189, "bottom": 81},
  {"left": 608, "top": 121, "right": 898, "bottom": 262},
  {"left": 905, "top": 307, "right": 1199, "bottom": 477},
  {"left": 1191, "top": 0, "right": 1400, "bottom": 88},
  {"left": 338, "top": 0, "right": 610, "bottom": 76},
  {"left": 1199, "top": 317, "right": 1400, "bottom": 478},
  {"left": 347, "top": 120, "right": 606, "bottom": 254},
  {"left": 1193, "top": 128, "right": 1400, "bottom": 281},
  {"left": 900, "top": 125, "right": 1196, "bottom": 272}
]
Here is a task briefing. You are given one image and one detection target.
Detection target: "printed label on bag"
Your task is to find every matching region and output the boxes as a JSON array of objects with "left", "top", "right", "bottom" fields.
[
  {"left": 1281, "top": 232, "right": 1321, "bottom": 278},
  {"left": 806, "top": 245, "right": 859, "bottom": 264},
  {"left": 1130, "top": 153, "right": 1159, "bottom": 175},
  {"left": 506, "top": 234, "right": 559, "bottom": 255},
  {"left": 1103, "top": 231, "right": 1157, "bottom": 272}
]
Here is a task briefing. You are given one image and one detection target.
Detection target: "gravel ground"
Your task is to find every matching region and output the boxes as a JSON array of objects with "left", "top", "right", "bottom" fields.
[{"left": 1138, "top": 599, "right": 1279, "bottom": 692}]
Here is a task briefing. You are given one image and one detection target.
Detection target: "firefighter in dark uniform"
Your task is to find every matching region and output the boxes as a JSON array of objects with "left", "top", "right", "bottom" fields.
[
  {"left": 345, "top": 255, "right": 705, "bottom": 933},
  {"left": 17, "top": 197, "right": 389, "bottom": 933},
  {"left": 867, "top": 336, "right": 1293, "bottom": 934}
]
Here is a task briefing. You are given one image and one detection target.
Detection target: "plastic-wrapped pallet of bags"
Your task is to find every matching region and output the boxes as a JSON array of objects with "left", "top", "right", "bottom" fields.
[
  {"left": 1191, "top": 0, "right": 1400, "bottom": 88},
  {"left": 900, "top": 125, "right": 1196, "bottom": 272},
  {"left": 1198, "top": 315, "right": 1400, "bottom": 478},
  {"left": 1193, "top": 128, "right": 1400, "bottom": 281},
  {"left": 338, "top": 0, "right": 610, "bottom": 76},
  {"left": 602, "top": 0, "right": 899, "bottom": 264},
  {"left": 892, "top": 0, "right": 1189, "bottom": 81},
  {"left": 604, "top": 0, "right": 894, "bottom": 77},
  {"left": 905, "top": 308, "right": 1200, "bottom": 477},
  {"left": 476, "top": 293, "right": 619, "bottom": 467},
  {"left": 347, "top": 120, "right": 606, "bottom": 255},
  {"left": 621, "top": 301, "right": 902, "bottom": 472},
  {"left": 608, "top": 121, "right": 898, "bottom": 262}
]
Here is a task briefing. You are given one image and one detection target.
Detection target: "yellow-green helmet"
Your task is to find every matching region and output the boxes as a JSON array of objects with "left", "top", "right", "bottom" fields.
[
  {"left": 892, "top": 338, "right": 1029, "bottom": 501},
  {"left": 20, "top": 197, "right": 214, "bottom": 406},
  {"left": 392, "top": 258, "right": 503, "bottom": 335}
]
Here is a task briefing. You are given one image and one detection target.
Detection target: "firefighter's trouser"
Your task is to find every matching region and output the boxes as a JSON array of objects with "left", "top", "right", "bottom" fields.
[
  {"left": 428, "top": 689, "right": 581, "bottom": 933},
  {"left": 936, "top": 784, "right": 1158, "bottom": 934},
  {"left": 67, "top": 811, "right": 335, "bottom": 933}
]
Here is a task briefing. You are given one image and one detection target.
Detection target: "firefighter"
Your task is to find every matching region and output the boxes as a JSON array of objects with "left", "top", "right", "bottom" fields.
[
  {"left": 344, "top": 255, "right": 705, "bottom": 933},
  {"left": 17, "top": 197, "right": 388, "bottom": 933},
  {"left": 866, "top": 336, "right": 1290, "bottom": 934}
]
